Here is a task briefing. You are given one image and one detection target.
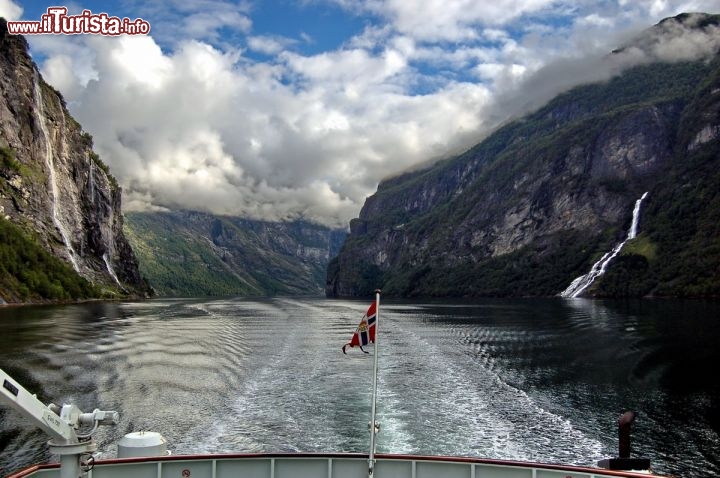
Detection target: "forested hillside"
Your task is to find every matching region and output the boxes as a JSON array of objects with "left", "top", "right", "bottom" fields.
[{"left": 125, "top": 211, "right": 345, "bottom": 297}]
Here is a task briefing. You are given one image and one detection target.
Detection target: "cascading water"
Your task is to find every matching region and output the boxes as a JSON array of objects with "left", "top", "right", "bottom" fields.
[
  {"left": 90, "top": 157, "right": 124, "bottom": 288},
  {"left": 33, "top": 73, "right": 81, "bottom": 273},
  {"left": 560, "top": 192, "right": 649, "bottom": 298},
  {"left": 88, "top": 161, "right": 95, "bottom": 203},
  {"left": 627, "top": 192, "right": 648, "bottom": 239},
  {"left": 103, "top": 253, "right": 123, "bottom": 288}
]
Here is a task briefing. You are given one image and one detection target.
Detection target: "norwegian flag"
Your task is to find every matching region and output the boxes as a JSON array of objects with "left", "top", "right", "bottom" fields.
[{"left": 342, "top": 301, "right": 377, "bottom": 354}]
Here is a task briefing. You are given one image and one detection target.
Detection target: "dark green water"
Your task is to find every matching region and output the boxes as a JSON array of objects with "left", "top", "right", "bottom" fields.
[{"left": 0, "top": 297, "right": 718, "bottom": 477}]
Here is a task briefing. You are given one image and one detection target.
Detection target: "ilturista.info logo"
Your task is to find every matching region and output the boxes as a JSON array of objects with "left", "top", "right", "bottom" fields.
[{"left": 7, "top": 7, "right": 151, "bottom": 36}]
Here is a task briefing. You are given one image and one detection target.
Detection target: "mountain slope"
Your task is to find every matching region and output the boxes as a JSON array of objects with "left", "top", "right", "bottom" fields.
[
  {"left": 125, "top": 211, "right": 346, "bottom": 297},
  {"left": 327, "top": 13, "right": 720, "bottom": 299},
  {"left": 0, "top": 19, "right": 151, "bottom": 303}
]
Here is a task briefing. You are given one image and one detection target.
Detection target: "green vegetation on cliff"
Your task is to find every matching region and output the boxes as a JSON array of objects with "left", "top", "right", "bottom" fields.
[
  {"left": 597, "top": 139, "right": 720, "bottom": 298},
  {"left": 124, "top": 213, "right": 263, "bottom": 297},
  {"left": 125, "top": 211, "right": 345, "bottom": 297},
  {"left": 0, "top": 146, "right": 19, "bottom": 172},
  {"left": 0, "top": 217, "right": 99, "bottom": 302}
]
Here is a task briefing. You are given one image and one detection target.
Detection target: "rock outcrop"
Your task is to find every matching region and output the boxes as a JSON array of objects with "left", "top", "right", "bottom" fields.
[{"left": 0, "top": 19, "right": 151, "bottom": 302}]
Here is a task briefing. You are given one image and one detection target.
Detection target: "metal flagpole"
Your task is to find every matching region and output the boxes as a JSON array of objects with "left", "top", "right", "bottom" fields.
[{"left": 368, "top": 289, "right": 381, "bottom": 478}]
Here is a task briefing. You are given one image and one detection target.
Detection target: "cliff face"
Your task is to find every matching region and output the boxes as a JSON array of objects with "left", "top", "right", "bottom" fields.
[
  {"left": 124, "top": 211, "right": 346, "bottom": 297},
  {"left": 0, "top": 20, "right": 151, "bottom": 302},
  {"left": 328, "top": 14, "right": 720, "bottom": 298}
]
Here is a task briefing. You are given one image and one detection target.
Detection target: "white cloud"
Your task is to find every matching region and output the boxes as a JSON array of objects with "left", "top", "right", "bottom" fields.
[
  {"left": 0, "top": 0, "right": 22, "bottom": 21},
  {"left": 248, "top": 35, "right": 296, "bottom": 55},
  {"left": 475, "top": 63, "right": 527, "bottom": 83},
  {"left": 613, "top": 0, "right": 720, "bottom": 21},
  {"left": 23, "top": 0, "right": 720, "bottom": 229},
  {"left": 639, "top": 12, "right": 720, "bottom": 61},
  {"left": 33, "top": 31, "right": 492, "bottom": 227},
  {"left": 127, "top": 0, "right": 253, "bottom": 46},
  {"left": 334, "top": 0, "right": 560, "bottom": 41},
  {"left": 182, "top": 10, "right": 251, "bottom": 38},
  {"left": 42, "top": 55, "right": 82, "bottom": 96},
  {"left": 577, "top": 13, "right": 616, "bottom": 28},
  {"left": 281, "top": 47, "right": 407, "bottom": 87}
]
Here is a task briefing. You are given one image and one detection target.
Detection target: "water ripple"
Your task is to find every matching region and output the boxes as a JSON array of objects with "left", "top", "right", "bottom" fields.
[{"left": 1, "top": 298, "right": 718, "bottom": 478}]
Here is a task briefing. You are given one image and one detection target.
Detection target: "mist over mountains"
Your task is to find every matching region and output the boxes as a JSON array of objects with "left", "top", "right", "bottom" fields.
[
  {"left": 327, "top": 13, "right": 720, "bottom": 299},
  {"left": 7, "top": 2, "right": 719, "bottom": 229}
]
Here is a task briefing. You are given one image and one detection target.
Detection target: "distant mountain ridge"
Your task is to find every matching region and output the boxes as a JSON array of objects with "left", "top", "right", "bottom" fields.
[
  {"left": 0, "top": 19, "right": 151, "bottom": 303},
  {"left": 125, "top": 210, "right": 346, "bottom": 297},
  {"left": 327, "top": 13, "right": 720, "bottom": 299}
]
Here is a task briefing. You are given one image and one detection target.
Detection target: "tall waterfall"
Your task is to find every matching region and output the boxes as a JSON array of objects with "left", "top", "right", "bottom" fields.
[
  {"left": 90, "top": 147, "right": 124, "bottom": 289},
  {"left": 103, "top": 253, "right": 123, "bottom": 288},
  {"left": 560, "top": 192, "right": 649, "bottom": 298},
  {"left": 33, "top": 74, "right": 81, "bottom": 273},
  {"left": 88, "top": 161, "right": 95, "bottom": 203}
]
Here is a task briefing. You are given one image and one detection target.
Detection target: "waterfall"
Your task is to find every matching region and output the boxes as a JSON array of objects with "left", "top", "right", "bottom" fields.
[
  {"left": 627, "top": 192, "right": 648, "bottom": 239},
  {"left": 88, "top": 161, "right": 95, "bottom": 203},
  {"left": 560, "top": 192, "right": 649, "bottom": 298},
  {"left": 33, "top": 74, "right": 81, "bottom": 273},
  {"left": 103, "top": 253, "right": 123, "bottom": 288}
]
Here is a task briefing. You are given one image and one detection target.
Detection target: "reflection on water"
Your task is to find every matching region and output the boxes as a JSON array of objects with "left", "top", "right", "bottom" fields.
[{"left": 0, "top": 298, "right": 718, "bottom": 478}]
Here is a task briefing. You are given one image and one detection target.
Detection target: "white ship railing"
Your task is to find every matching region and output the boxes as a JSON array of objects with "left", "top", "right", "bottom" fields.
[{"left": 6, "top": 453, "right": 661, "bottom": 478}]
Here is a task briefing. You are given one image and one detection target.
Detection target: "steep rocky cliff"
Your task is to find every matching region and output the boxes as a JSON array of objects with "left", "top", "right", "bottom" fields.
[
  {"left": 328, "top": 13, "right": 720, "bottom": 299},
  {"left": 0, "top": 20, "right": 151, "bottom": 303},
  {"left": 124, "top": 211, "right": 346, "bottom": 297}
]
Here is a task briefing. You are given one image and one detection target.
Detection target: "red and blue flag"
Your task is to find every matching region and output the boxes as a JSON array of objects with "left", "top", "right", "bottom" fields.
[{"left": 342, "top": 301, "right": 377, "bottom": 354}]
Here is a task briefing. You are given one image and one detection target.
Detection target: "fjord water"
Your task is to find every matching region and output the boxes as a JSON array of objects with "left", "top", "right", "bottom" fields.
[{"left": 0, "top": 298, "right": 718, "bottom": 477}]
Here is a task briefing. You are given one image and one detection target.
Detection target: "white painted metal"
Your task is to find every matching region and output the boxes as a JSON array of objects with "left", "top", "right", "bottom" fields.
[
  {"left": 117, "top": 432, "right": 167, "bottom": 458},
  {"left": 1, "top": 367, "right": 119, "bottom": 478},
  {"left": 368, "top": 290, "right": 381, "bottom": 478},
  {"left": 8, "top": 455, "right": 661, "bottom": 478},
  {"left": 1, "top": 368, "right": 75, "bottom": 442}
]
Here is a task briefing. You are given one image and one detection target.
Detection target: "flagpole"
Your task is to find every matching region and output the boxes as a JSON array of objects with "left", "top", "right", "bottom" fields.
[{"left": 368, "top": 289, "right": 381, "bottom": 478}]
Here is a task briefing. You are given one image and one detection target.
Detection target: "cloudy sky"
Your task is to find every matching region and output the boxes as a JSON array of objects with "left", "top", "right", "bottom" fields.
[{"left": 1, "top": 1, "right": 719, "bottom": 227}]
